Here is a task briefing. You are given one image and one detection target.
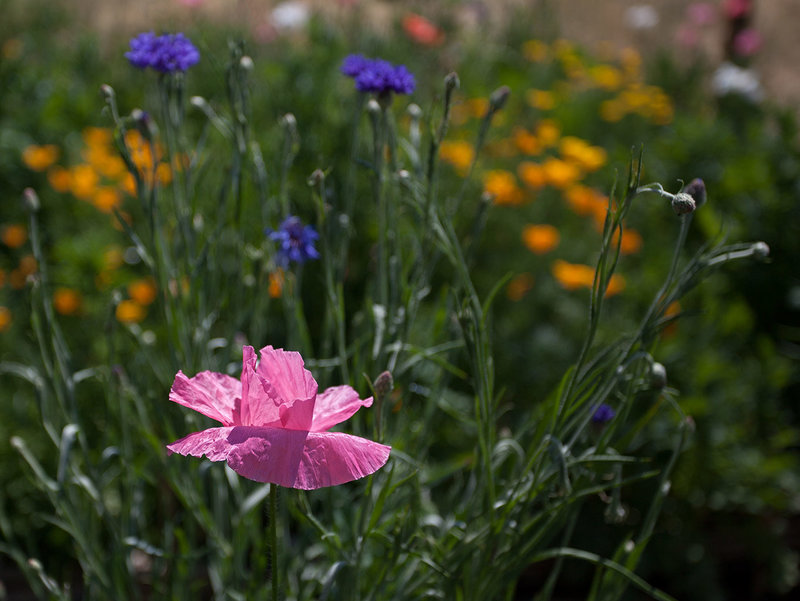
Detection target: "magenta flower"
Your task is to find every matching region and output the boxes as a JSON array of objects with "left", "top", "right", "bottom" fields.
[{"left": 167, "top": 345, "right": 391, "bottom": 489}]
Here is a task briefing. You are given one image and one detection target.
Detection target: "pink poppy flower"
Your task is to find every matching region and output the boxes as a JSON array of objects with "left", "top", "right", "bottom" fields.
[{"left": 167, "top": 345, "right": 391, "bottom": 489}]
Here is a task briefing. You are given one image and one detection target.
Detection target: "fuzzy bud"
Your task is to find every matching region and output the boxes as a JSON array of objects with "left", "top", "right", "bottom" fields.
[
  {"left": 373, "top": 370, "right": 394, "bottom": 402},
  {"left": 444, "top": 71, "right": 460, "bottom": 93},
  {"left": 23, "top": 188, "right": 40, "bottom": 212},
  {"left": 489, "top": 85, "right": 511, "bottom": 112},
  {"left": 671, "top": 192, "right": 696, "bottom": 215},
  {"left": 407, "top": 103, "right": 422, "bottom": 119},
  {"left": 99, "top": 84, "right": 114, "bottom": 100},
  {"left": 752, "top": 241, "right": 770, "bottom": 260},
  {"left": 239, "top": 55, "right": 254, "bottom": 71}
]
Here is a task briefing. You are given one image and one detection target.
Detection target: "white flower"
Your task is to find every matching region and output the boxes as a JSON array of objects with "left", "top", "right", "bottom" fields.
[
  {"left": 711, "top": 62, "right": 763, "bottom": 102},
  {"left": 270, "top": 1, "right": 310, "bottom": 31},
  {"left": 625, "top": 5, "right": 659, "bottom": 30}
]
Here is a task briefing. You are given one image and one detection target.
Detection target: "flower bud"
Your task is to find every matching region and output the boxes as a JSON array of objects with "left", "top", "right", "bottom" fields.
[
  {"left": 23, "top": 188, "right": 40, "bottom": 213},
  {"left": 307, "top": 168, "right": 325, "bottom": 187},
  {"left": 373, "top": 370, "right": 394, "bottom": 402},
  {"left": 489, "top": 85, "right": 511, "bottom": 112},
  {"left": 650, "top": 362, "right": 667, "bottom": 389},
  {"left": 444, "top": 71, "right": 460, "bottom": 93},
  {"left": 683, "top": 178, "right": 706, "bottom": 208},
  {"left": 752, "top": 241, "right": 770, "bottom": 260},
  {"left": 239, "top": 55, "right": 254, "bottom": 71},
  {"left": 671, "top": 192, "right": 696, "bottom": 215}
]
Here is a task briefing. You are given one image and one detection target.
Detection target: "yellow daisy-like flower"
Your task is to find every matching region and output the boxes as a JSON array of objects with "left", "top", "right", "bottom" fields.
[
  {"left": 483, "top": 170, "right": 524, "bottom": 206},
  {"left": 22, "top": 144, "right": 60, "bottom": 171}
]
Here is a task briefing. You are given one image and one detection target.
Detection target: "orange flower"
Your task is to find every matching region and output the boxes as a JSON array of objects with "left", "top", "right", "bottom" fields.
[
  {"left": 559, "top": 136, "right": 607, "bottom": 172},
  {"left": 616, "top": 228, "right": 643, "bottom": 255},
  {"left": 83, "top": 127, "right": 113, "bottom": 148},
  {"left": 47, "top": 166, "right": 72, "bottom": 193},
  {"left": 552, "top": 260, "right": 625, "bottom": 297},
  {"left": 18, "top": 255, "right": 37, "bottom": 276},
  {"left": 0, "top": 306, "right": 10, "bottom": 332},
  {"left": 70, "top": 164, "right": 99, "bottom": 199},
  {"left": 467, "top": 97, "right": 489, "bottom": 119},
  {"left": 116, "top": 300, "right": 146, "bottom": 323},
  {"left": 53, "top": 288, "right": 82, "bottom": 315},
  {"left": 93, "top": 187, "right": 122, "bottom": 213},
  {"left": 535, "top": 119, "right": 561, "bottom": 147},
  {"left": 483, "top": 170, "right": 524, "bottom": 206},
  {"left": 10, "top": 256, "right": 37, "bottom": 289},
  {"left": 512, "top": 128, "right": 541, "bottom": 155},
  {"left": 522, "top": 224, "right": 560, "bottom": 254},
  {"left": 1, "top": 224, "right": 27, "bottom": 248},
  {"left": 606, "top": 273, "right": 626, "bottom": 296},
  {"left": 518, "top": 161, "right": 546, "bottom": 189},
  {"left": 439, "top": 140, "right": 474, "bottom": 174},
  {"left": 402, "top": 13, "right": 445, "bottom": 46},
  {"left": 103, "top": 246, "right": 125, "bottom": 271},
  {"left": 507, "top": 272, "right": 534, "bottom": 301},
  {"left": 269, "top": 269, "right": 284, "bottom": 298},
  {"left": 541, "top": 158, "right": 581, "bottom": 189},
  {"left": 662, "top": 300, "right": 681, "bottom": 337},
  {"left": 128, "top": 278, "right": 157, "bottom": 306},
  {"left": 564, "top": 185, "right": 607, "bottom": 222},
  {"left": 22, "top": 144, "right": 60, "bottom": 171}
]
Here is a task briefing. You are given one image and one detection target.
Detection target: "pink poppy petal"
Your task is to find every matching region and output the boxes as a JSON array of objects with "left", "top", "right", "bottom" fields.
[
  {"left": 166, "top": 427, "right": 390, "bottom": 489},
  {"left": 240, "top": 345, "right": 282, "bottom": 427},
  {"left": 169, "top": 370, "right": 241, "bottom": 426},
  {"left": 311, "top": 385, "right": 373, "bottom": 432},
  {"left": 258, "top": 346, "right": 318, "bottom": 403}
]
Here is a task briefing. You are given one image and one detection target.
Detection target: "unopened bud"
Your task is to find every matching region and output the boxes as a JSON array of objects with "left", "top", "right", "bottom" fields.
[
  {"left": 23, "top": 188, "right": 40, "bottom": 212},
  {"left": 100, "top": 84, "right": 114, "bottom": 100},
  {"left": 683, "top": 178, "right": 706, "bottom": 209},
  {"left": 489, "top": 85, "right": 511, "bottom": 112},
  {"left": 444, "top": 71, "right": 460, "bottom": 93},
  {"left": 373, "top": 370, "right": 394, "bottom": 402},
  {"left": 650, "top": 362, "right": 667, "bottom": 389},
  {"left": 281, "top": 113, "right": 297, "bottom": 130},
  {"left": 239, "top": 55, "right": 254, "bottom": 71},
  {"left": 307, "top": 168, "right": 325, "bottom": 187},
  {"left": 752, "top": 241, "right": 770, "bottom": 260},
  {"left": 366, "top": 99, "right": 381, "bottom": 116},
  {"left": 671, "top": 192, "right": 696, "bottom": 215},
  {"left": 190, "top": 96, "right": 206, "bottom": 108},
  {"left": 407, "top": 103, "right": 422, "bottom": 119}
]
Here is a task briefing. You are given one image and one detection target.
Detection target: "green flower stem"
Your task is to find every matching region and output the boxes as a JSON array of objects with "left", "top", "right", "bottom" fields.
[{"left": 269, "top": 484, "right": 280, "bottom": 601}]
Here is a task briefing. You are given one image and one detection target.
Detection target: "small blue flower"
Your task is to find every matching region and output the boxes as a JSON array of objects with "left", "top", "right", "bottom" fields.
[
  {"left": 591, "top": 403, "right": 616, "bottom": 425},
  {"left": 268, "top": 216, "right": 320, "bottom": 267},
  {"left": 341, "top": 54, "right": 415, "bottom": 95},
  {"left": 126, "top": 32, "right": 200, "bottom": 73}
]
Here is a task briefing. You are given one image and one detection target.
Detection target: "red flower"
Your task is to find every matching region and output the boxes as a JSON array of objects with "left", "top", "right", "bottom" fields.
[{"left": 402, "top": 14, "right": 444, "bottom": 46}]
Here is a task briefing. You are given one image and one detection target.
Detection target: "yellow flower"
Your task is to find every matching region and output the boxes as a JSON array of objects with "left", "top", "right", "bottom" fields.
[
  {"left": 525, "top": 89, "right": 555, "bottom": 111},
  {"left": 483, "top": 170, "right": 524, "bottom": 206},
  {"left": 507, "top": 273, "right": 534, "bottom": 301},
  {"left": 599, "top": 99, "right": 626, "bottom": 123},
  {"left": 22, "top": 144, "right": 60, "bottom": 171},
  {"left": 559, "top": 136, "right": 607, "bottom": 172},
  {"left": 522, "top": 40, "right": 548, "bottom": 62},
  {"left": 53, "top": 288, "right": 82, "bottom": 316},
  {"left": 0, "top": 306, "right": 11, "bottom": 332},
  {"left": 128, "top": 278, "right": 158, "bottom": 306},
  {"left": 541, "top": 158, "right": 581, "bottom": 189},
  {"left": 1, "top": 224, "right": 27, "bottom": 248},
  {"left": 116, "top": 300, "right": 146, "bottom": 323},
  {"left": 467, "top": 97, "right": 489, "bottom": 119},
  {"left": 83, "top": 127, "right": 113, "bottom": 148},
  {"left": 439, "top": 140, "right": 475, "bottom": 174},
  {"left": 522, "top": 224, "right": 560, "bottom": 254},
  {"left": 620, "top": 47, "right": 642, "bottom": 79},
  {"left": 518, "top": 161, "right": 546, "bottom": 189},
  {"left": 589, "top": 64, "right": 623, "bottom": 91},
  {"left": 535, "top": 119, "right": 561, "bottom": 148}
]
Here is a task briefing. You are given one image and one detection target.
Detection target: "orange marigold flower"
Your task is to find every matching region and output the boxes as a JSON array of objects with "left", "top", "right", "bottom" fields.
[
  {"left": 512, "top": 128, "right": 541, "bottom": 155},
  {"left": 53, "top": 288, "right": 82, "bottom": 315},
  {"left": 606, "top": 273, "right": 626, "bottom": 296},
  {"left": 128, "top": 278, "right": 158, "bottom": 306},
  {"left": 564, "top": 185, "right": 608, "bottom": 221},
  {"left": 402, "top": 13, "right": 445, "bottom": 46},
  {"left": 116, "top": 300, "right": 146, "bottom": 323},
  {"left": 70, "top": 164, "right": 99, "bottom": 200},
  {"left": 483, "top": 170, "right": 524, "bottom": 206},
  {"left": 93, "top": 187, "right": 122, "bottom": 214},
  {"left": 617, "top": 228, "right": 643, "bottom": 255},
  {"left": 552, "top": 260, "right": 595, "bottom": 290},
  {"left": 1, "top": 224, "right": 27, "bottom": 248},
  {"left": 559, "top": 136, "right": 607, "bottom": 172},
  {"left": 156, "top": 162, "right": 173, "bottom": 186},
  {"left": 22, "top": 144, "right": 60, "bottom": 171},
  {"left": 0, "top": 306, "right": 11, "bottom": 332},
  {"left": 83, "top": 127, "right": 113, "bottom": 148},
  {"left": 522, "top": 224, "right": 560, "bottom": 254},
  {"left": 507, "top": 272, "right": 534, "bottom": 301},
  {"left": 439, "top": 140, "right": 474, "bottom": 174},
  {"left": 542, "top": 158, "right": 581, "bottom": 189},
  {"left": 518, "top": 161, "right": 546, "bottom": 189},
  {"left": 121, "top": 172, "right": 138, "bottom": 197},
  {"left": 47, "top": 166, "right": 72, "bottom": 193}
]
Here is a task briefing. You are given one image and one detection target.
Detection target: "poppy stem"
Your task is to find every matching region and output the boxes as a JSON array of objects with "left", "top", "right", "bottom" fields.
[{"left": 269, "top": 484, "right": 280, "bottom": 601}]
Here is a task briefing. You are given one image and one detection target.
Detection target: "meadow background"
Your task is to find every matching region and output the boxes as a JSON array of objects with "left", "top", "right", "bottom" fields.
[{"left": 1, "top": 0, "right": 799, "bottom": 599}]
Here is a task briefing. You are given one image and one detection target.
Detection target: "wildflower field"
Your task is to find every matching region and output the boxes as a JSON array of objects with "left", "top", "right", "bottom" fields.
[{"left": 1, "top": 1, "right": 799, "bottom": 600}]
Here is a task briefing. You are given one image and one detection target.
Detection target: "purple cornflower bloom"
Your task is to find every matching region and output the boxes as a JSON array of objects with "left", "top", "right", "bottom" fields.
[
  {"left": 268, "top": 216, "right": 320, "bottom": 267},
  {"left": 126, "top": 32, "right": 200, "bottom": 73},
  {"left": 340, "top": 54, "right": 415, "bottom": 95},
  {"left": 591, "top": 403, "right": 616, "bottom": 424}
]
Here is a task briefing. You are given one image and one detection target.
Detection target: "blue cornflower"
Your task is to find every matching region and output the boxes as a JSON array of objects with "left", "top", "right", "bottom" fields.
[
  {"left": 267, "top": 216, "right": 320, "bottom": 267},
  {"left": 591, "top": 403, "right": 616, "bottom": 425},
  {"left": 340, "top": 54, "right": 416, "bottom": 95},
  {"left": 126, "top": 32, "right": 200, "bottom": 73}
]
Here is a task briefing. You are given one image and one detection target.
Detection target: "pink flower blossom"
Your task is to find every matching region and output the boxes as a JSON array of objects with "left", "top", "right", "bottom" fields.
[
  {"left": 686, "top": 3, "right": 716, "bottom": 26},
  {"left": 167, "top": 345, "right": 391, "bottom": 489},
  {"left": 733, "top": 28, "right": 762, "bottom": 56},
  {"left": 724, "top": 0, "right": 751, "bottom": 19}
]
